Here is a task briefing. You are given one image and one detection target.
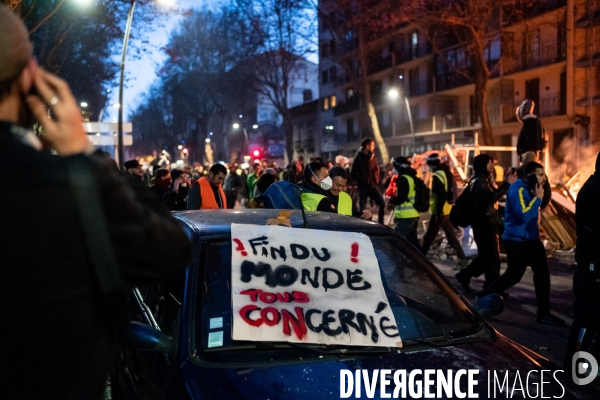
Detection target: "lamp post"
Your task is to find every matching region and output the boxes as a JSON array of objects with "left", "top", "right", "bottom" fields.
[
  {"left": 232, "top": 123, "right": 249, "bottom": 161},
  {"left": 388, "top": 88, "right": 415, "bottom": 155},
  {"left": 117, "top": 0, "right": 173, "bottom": 170},
  {"left": 116, "top": 0, "right": 137, "bottom": 170}
]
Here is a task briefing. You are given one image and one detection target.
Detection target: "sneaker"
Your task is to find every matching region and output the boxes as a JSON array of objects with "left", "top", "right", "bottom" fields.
[
  {"left": 535, "top": 313, "right": 565, "bottom": 325},
  {"left": 455, "top": 270, "right": 472, "bottom": 293}
]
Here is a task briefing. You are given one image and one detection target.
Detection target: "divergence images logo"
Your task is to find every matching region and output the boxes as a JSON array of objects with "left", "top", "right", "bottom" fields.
[{"left": 572, "top": 351, "right": 598, "bottom": 385}]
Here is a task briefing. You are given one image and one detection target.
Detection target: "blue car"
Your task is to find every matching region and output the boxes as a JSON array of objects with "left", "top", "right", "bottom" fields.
[{"left": 113, "top": 210, "right": 594, "bottom": 399}]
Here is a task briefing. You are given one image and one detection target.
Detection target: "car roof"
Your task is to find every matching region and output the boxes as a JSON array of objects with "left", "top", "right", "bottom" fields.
[{"left": 174, "top": 209, "right": 394, "bottom": 238}]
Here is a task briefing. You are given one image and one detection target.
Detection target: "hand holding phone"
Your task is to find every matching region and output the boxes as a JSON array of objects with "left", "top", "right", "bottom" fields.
[{"left": 25, "top": 67, "right": 90, "bottom": 156}]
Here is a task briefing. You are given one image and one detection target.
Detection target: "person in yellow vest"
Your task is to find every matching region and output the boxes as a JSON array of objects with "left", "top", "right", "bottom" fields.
[
  {"left": 327, "top": 166, "right": 372, "bottom": 219},
  {"left": 420, "top": 154, "right": 467, "bottom": 266},
  {"left": 300, "top": 161, "right": 336, "bottom": 213},
  {"left": 387, "top": 157, "right": 421, "bottom": 248},
  {"left": 187, "top": 163, "right": 227, "bottom": 209}
]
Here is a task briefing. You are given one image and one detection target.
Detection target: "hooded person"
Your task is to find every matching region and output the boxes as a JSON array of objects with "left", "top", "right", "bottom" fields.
[
  {"left": 420, "top": 153, "right": 467, "bottom": 266},
  {"left": 455, "top": 154, "right": 517, "bottom": 293},
  {"left": 564, "top": 152, "right": 600, "bottom": 369},
  {"left": 387, "top": 156, "right": 421, "bottom": 248},
  {"left": 516, "top": 99, "right": 546, "bottom": 158}
]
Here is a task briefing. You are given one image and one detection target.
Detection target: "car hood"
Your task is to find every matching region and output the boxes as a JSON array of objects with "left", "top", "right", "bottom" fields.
[{"left": 182, "top": 333, "right": 575, "bottom": 399}]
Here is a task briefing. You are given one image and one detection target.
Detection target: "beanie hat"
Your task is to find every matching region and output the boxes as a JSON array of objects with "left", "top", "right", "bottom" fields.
[
  {"left": 0, "top": 4, "right": 33, "bottom": 82},
  {"left": 393, "top": 156, "right": 410, "bottom": 169},
  {"left": 425, "top": 153, "right": 441, "bottom": 167}
]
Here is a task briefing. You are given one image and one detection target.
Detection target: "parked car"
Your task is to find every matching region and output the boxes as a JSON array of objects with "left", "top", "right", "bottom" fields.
[{"left": 112, "top": 209, "right": 587, "bottom": 399}]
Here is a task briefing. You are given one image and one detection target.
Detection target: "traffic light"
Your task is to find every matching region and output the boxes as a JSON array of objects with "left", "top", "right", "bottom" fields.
[{"left": 252, "top": 149, "right": 261, "bottom": 158}]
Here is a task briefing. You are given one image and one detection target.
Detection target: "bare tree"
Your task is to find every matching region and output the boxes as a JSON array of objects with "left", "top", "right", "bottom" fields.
[
  {"left": 318, "top": 0, "right": 391, "bottom": 162},
  {"left": 233, "top": 0, "right": 317, "bottom": 162},
  {"left": 132, "top": 7, "right": 261, "bottom": 162},
  {"left": 391, "top": 0, "right": 539, "bottom": 146}
]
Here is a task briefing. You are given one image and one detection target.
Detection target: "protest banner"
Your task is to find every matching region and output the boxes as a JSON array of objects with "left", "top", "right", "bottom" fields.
[{"left": 231, "top": 223, "right": 401, "bottom": 347}]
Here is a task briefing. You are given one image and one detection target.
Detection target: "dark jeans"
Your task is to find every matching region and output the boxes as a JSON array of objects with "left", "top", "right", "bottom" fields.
[
  {"left": 563, "top": 263, "right": 600, "bottom": 371},
  {"left": 421, "top": 215, "right": 466, "bottom": 259},
  {"left": 462, "top": 219, "right": 501, "bottom": 287},
  {"left": 358, "top": 186, "right": 385, "bottom": 223},
  {"left": 394, "top": 218, "right": 420, "bottom": 249},
  {"left": 479, "top": 240, "right": 551, "bottom": 314}
]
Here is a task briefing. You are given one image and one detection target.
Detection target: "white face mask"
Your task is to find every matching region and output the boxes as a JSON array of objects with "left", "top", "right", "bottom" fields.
[
  {"left": 319, "top": 176, "right": 333, "bottom": 191},
  {"left": 309, "top": 165, "right": 332, "bottom": 190}
]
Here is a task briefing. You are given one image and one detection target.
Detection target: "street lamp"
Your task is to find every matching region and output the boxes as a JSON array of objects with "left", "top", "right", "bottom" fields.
[
  {"left": 388, "top": 88, "right": 415, "bottom": 155},
  {"left": 232, "top": 123, "right": 240, "bottom": 129},
  {"left": 117, "top": 0, "right": 174, "bottom": 170}
]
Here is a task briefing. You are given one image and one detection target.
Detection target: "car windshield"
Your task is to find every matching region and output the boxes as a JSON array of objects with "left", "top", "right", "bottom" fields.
[{"left": 194, "top": 232, "right": 484, "bottom": 363}]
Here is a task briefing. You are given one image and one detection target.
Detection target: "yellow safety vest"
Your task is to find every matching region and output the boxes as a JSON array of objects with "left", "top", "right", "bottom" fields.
[
  {"left": 337, "top": 191, "right": 353, "bottom": 216},
  {"left": 301, "top": 192, "right": 326, "bottom": 211},
  {"left": 394, "top": 175, "right": 420, "bottom": 219},
  {"left": 430, "top": 170, "right": 453, "bottom": 216}
]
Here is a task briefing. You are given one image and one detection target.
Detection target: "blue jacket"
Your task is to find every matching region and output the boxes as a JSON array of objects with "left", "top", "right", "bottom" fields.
[{"left": 502, "top": 179, "right": 542, "bottom": 242}]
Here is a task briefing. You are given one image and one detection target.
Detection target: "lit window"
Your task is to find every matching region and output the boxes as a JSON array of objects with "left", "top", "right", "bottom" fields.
[
  {"left": 323, "top": 97, "right": 330, "bottom": 110},
  {"left": 330, "top": 95, "right": 337, "bottom": 107}
]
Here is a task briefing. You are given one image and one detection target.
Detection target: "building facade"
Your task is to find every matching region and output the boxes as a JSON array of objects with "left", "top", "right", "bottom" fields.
[{"left": 316, "top": 0, "right": 596, "bottom": 175}]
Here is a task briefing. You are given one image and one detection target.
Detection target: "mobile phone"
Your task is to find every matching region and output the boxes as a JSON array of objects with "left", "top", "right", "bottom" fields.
[{"left": 526, "top": 174, "right": 538, "bottom": 193}]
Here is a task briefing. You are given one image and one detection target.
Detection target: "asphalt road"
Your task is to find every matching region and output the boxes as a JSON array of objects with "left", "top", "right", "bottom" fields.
[{"left": 433, "top": 257, "right": 576, "bottom": 369}]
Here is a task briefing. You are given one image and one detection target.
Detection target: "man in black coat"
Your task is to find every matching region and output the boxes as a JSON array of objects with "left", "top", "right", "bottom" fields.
[
  {"left": 563, "top": 152, "right": 600, "bottom": 372},
  {"left": 455, "top": 154, "right": 516, "bottom": 292},
  {"left": 351, "top": 137, "right": 385, "bottom": 223},
  {"left": 0, "top": 6, "right": 192, "bottom": 398}
]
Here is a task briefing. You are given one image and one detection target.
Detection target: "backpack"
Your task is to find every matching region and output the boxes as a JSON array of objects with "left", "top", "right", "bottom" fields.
[
  {"left": 412, "top": 177, "right": 430, "bottom": 213},
  {"left": 450, "top": 181, "right": 474, "bottom": 228},
  {"left": 261, "top": 180, "right": 303, "bottom": 209}
]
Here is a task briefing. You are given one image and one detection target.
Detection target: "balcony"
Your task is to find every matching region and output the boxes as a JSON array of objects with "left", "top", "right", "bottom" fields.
[
  {"left": 437, "top": 111, "right": 473, "bottom": 129},
  {"left": 408, "top": 79, "right": 433, "bottom": 97},
  {"left": 333, "top": 96, "right": 360, "bottom": 116},
  {"left": 539, "top": 95, "right": 563, "bottom": 117},
  {"left": 394, "top": 118, "right": 434, "bottom": 135},
  {"left": 504, "top": 42, "right": 566, "bottom": 74},
  {"left": 488, "top": 104, "right": 517, "bottom": 125},
  {"left": 368, "top": 55, "right": 393, "bottom": 75},
  {"left": 435, "top": 73, "right": 472, "bottom": 92}
]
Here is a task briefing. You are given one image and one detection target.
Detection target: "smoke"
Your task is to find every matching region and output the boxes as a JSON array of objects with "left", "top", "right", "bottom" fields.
[{"left": 550, "top": 137, "right": 599, "bottom": 199}]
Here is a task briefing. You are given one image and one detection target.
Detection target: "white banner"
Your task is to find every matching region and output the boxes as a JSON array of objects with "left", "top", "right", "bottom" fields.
[{"left": 231, "top": 223, "right": 402, "bottom": 347}]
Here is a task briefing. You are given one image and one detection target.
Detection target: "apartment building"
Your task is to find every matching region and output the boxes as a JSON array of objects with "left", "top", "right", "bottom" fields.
[{"left": 316, "top": 0, "right": 596, "bottom": 172}]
